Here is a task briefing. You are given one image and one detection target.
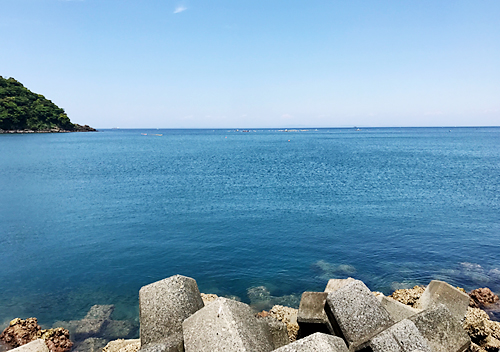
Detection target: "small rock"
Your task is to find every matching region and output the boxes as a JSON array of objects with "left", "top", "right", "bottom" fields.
[
  {"left": 269, "top": 305, "right": 299, "bottom": 342},
  {"left": 390, "top": 286, "right": 426, "bottom": 307},
  {"left": 0, "top": 318, "right": 41, "bottom": 348},
  {"left": 102, "top": 339, "right": 140, "bottom": 352},
  {"left": 479, "top": 335, "right": 500, "bottom": 352},
  {"left": 200, "top": 293, "right": 218, "bottom": 306}
]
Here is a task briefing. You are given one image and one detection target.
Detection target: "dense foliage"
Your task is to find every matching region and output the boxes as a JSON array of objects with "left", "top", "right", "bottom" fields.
[{"left": 0, "top": 76, "right": 76, "bottom": 131}]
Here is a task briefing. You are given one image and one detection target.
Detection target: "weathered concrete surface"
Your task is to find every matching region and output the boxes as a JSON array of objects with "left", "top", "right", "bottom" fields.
[
  {"left": 139, "top": 275, "right": 203, "bottom": 346},
  {"left": 257, "top": 317, "right": 289, "bottom": 349},
  {"left": 324, "top": 278, "right": 355, "bottom": 293},
  {"left": 8, "top": 340, "right": 48, "bottom": 352},
  {"left": 377, "top": 295, "right": 421, "bottom": 322},
  {"left": 272, "top": 332, "right": 348, "bottom": 352},
  {"left": 182, "top": 297, "right": 274, "bottom": 352},
  {"left": 414, "top": 280, "right": 470, "bottom": 321},
  {"left": 325, "top": 280, "right": 394, "bottom": 350},
  {"left": 297, "top": 292, "right": 333, "bottom": 337},
  {"left": 368, "top": 319, "right": 431, "bottom": 352},
  {"left": 409, "top": 303, "right": 470, "bottom": 352}
]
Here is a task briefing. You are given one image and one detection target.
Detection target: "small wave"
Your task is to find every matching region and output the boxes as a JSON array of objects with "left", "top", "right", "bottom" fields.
[{"left": 312, "top": 260, "right": 357, "bottom": 280}]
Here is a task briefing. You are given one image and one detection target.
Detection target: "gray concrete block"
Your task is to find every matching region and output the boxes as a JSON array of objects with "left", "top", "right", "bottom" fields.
[
  {"left": 378, "top": 295, "right": 421, "bottom": 322},
  {"left": 409, "top": 303, "right": 471, "bottom": 352},
  {"left": 368, "top": 319, "right": 431, "bottom": 352},
  {"left": 9, "top": 340, "right": 49, "bottom": 352},
  {"left": 414, "top": 280, "right": 470, "bottom": 321},
  {"left": 272, "top": 332, "right": 348, "bottom": 352},
  {"left": 258, "top": 316, "right": 289, "bottom": 349},
  {"left": 139, "top": 275, "right": 204, "bottom": 346},
  {"left": 182, "top": 297, "right": 274, "bottom": 352},
  {"left": 325, "top": 280, "right": 394, "bottom": 350},
  {"left": 324, "top": 278, "right": 355, "bottom": 293},
  {"left": 297, "top": 292, "right": 333, "bottom": 337}
]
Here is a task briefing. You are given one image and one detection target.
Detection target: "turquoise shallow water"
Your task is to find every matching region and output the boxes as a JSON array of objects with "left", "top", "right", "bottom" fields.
[{"left": 0, "top": 127, "right": 499, "bottom": 330}]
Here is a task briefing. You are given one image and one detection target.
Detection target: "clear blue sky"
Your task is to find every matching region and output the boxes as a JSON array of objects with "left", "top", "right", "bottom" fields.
[{"left": 2, "top": 0, "right": 499, "bottom": 128}]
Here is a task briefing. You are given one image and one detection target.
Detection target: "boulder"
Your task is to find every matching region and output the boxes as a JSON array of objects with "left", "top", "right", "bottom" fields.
[
  {"left": 8, "top": 340, "right": 48, "bottom": 352},
  {"left": 268, "top": 305, "right": 299, "bottom": 342},
  {"left": 297, "top": 292, "right": 333, "bottom": 337},
  {"left": 367, "top": 319, "right": 431, "bottom": 352},
  {"left": 325, "top": 280, "right": 394, "bottom": 350},
  {"left": 390, "top": 286, "right": 426, "bottom": 307},
  {"left": 200, "top": 293, "right": 219, "bottom": 306},
  {"left": 182, "top": 297, "right": 274, "bottom": 352},
  {"left": 324, "top": 278, "right": 355, "bottom": 293},
  {"left": 137, "top": 334, "right": 183, "bottom": 352},
  {"left": 469, "top": 288, "right": 499, "bottom": 308},
  {"left": 0, "top": 318, "right": 72, "bottom": 352},
  {"left": 377, "top": 295, "right": 421, "bottom": 322},
  {"left": 38, "top": 328, "right": 73, "bottom": 352},
  {"left": 139, "top": 275, "right": 203, "bottom": 347},
  {"left": 103, "top": 339, "right": 140, "bottom": 352},
  {"left": 409, "top": 303, "right": 470, "bottom": 352},
  {"left": 0, "top": 318, "right": 41, "bottom": 348},
  {"left": 414, "top": 280, "right": 470, "bottom": 321},
  {"left": 272, "top": 332, "right": 348, "bottom": 352}
]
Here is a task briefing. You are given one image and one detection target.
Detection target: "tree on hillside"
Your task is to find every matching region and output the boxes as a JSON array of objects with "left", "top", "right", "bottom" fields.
[{"left": 0, "top": 76, "right": 80, "bottom": 131}]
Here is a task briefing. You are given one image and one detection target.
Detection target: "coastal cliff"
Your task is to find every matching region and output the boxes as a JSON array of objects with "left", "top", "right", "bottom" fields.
[{"left": 0, "top": 76, "right": 96, "bottom": 133}]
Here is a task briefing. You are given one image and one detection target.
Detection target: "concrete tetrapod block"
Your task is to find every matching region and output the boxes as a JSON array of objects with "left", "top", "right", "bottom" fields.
[
  {"left": 258, "top": 317, "right": 289, "bottom": 349},
  {"left": 9, "top": 340, "right": 49, "bottom": 352},
  {"left": 297, "top": 292, "right": 333, "bottom": 337},
  {"left": 414, "top": 280, "right": 470, "bottom": 321},
  {"left": 272, "top": 332, "right": 348, "bottom": 352},
  {"left": 409, "top": 303, "right": 471, "bottom": 352},
  {"left": 325, "top": 278, "right": 356, "bottom": 293},
  {"left": 377, "top": 295, "right": 421, "bottom": 322},
  {"left": 367, "top": 319, "right": 432, "bottom": 352},
  {"left": 182, "top": 297, "right": 274, "bottom": 352},
  {"left": 325, "top": 280, "right": 395, "bottom": 350},
  {"left": 139, "top": 275, "right": 204, "bottom": 347}
]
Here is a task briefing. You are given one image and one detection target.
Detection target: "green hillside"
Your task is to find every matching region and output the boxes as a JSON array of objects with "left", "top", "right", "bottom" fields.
[{"left": 0, "top": 76, "right": 94, "bottom": 132}]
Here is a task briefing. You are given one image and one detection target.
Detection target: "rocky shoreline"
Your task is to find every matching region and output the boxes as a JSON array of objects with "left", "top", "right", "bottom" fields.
[
  {"left": 2, "top": 276, "right": 500, "bottom": 352},
  {"left": 0, "top": 125, "right": 97, "bottom": 134}
]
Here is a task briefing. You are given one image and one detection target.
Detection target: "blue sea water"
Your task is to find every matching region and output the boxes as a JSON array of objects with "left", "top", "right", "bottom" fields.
[{"left": 0, "top": 127, "right": 499, "bottom": 331}]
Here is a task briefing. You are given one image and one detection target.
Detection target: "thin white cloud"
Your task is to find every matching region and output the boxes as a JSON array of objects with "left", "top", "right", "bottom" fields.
[{"left": 174, "top": 6, "right": 187, "bottom": 14}]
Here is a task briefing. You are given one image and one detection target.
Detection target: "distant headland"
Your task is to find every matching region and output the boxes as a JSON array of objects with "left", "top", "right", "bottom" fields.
[{"left": 0, "top": 76, "right": 96, "bottom": 134}]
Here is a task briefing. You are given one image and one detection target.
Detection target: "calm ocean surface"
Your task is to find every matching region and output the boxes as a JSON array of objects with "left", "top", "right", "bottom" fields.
[{"left": 1, "top": 127, "right": 499, "bottom": 330}]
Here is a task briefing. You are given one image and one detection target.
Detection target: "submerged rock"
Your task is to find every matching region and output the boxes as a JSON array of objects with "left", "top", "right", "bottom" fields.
[{"left": 470, "top": 288, "right": 499, "bottom": 308}]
